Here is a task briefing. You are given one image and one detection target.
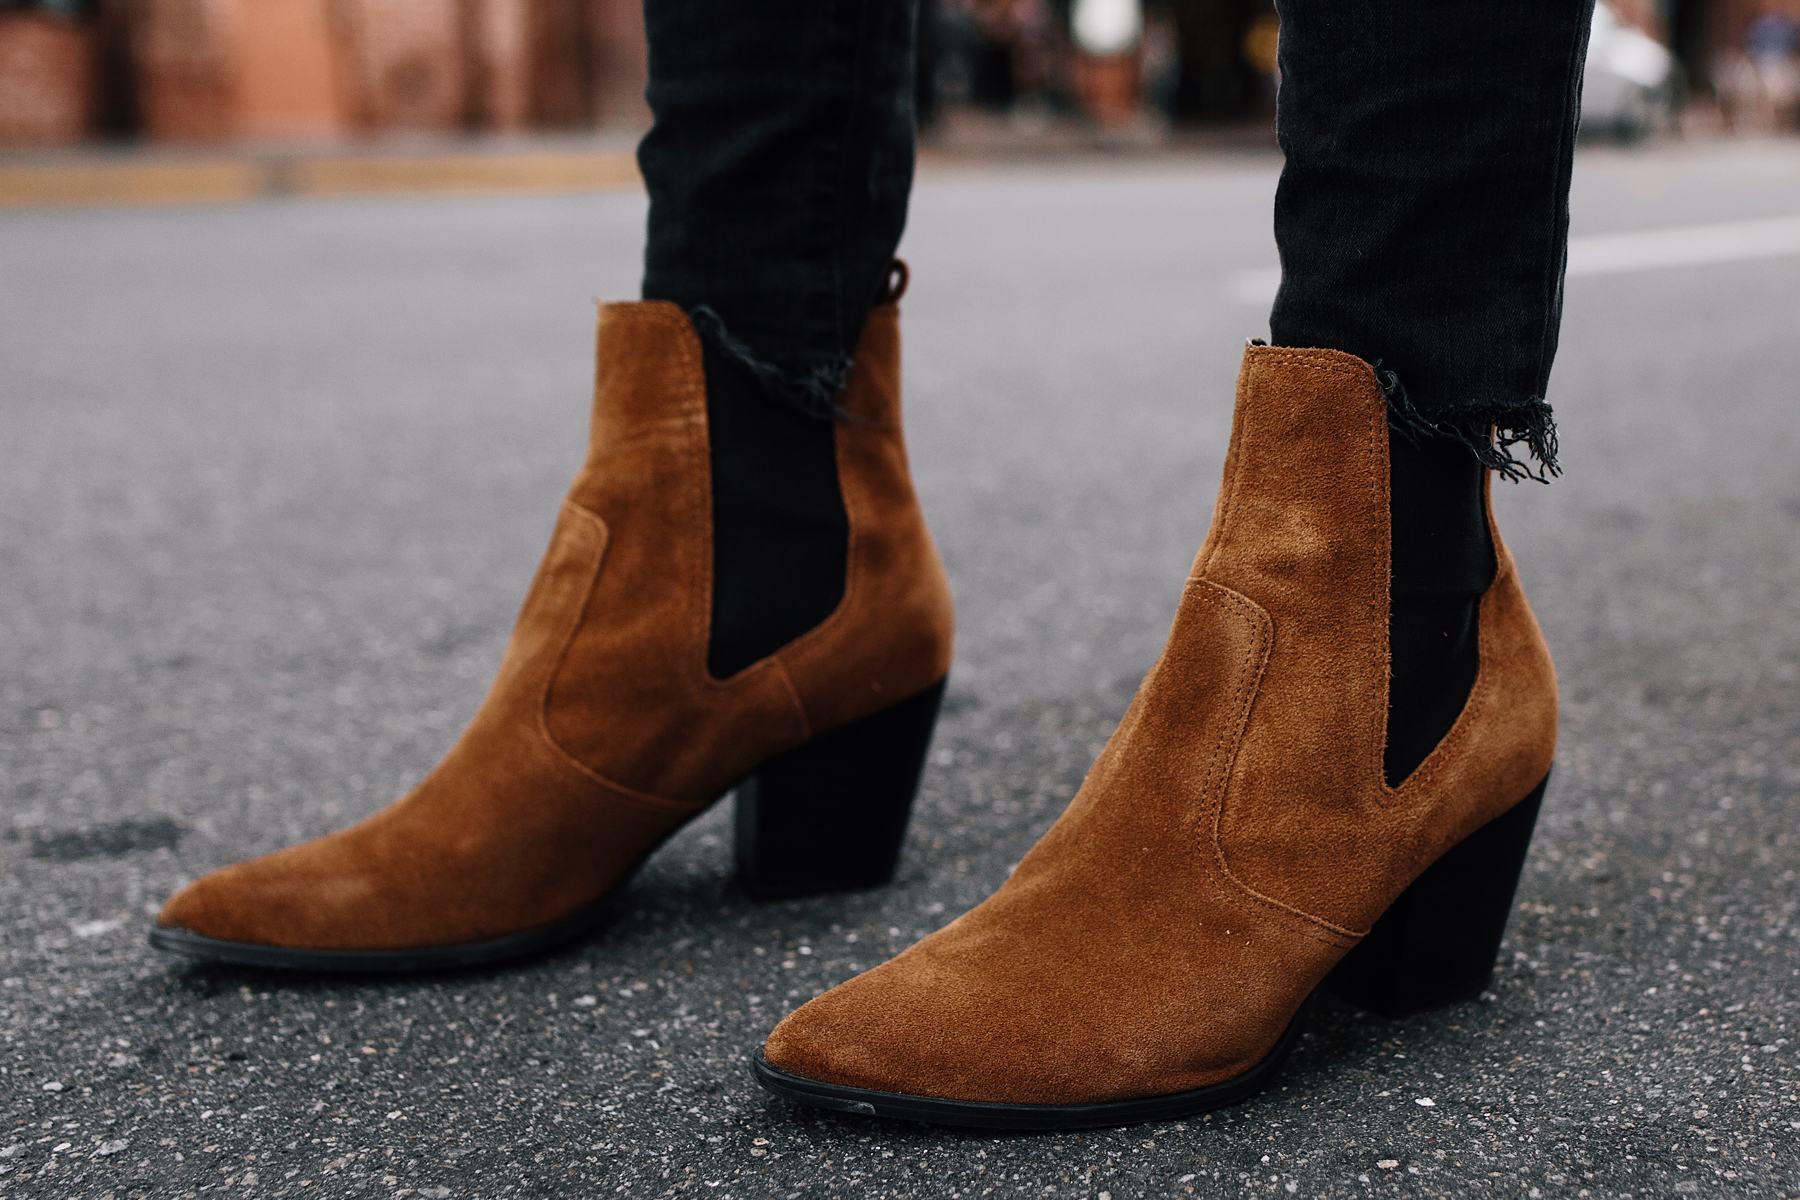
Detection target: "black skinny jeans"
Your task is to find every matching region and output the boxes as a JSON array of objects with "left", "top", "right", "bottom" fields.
[{"left": 639, "top": 0, "right": 1594, "bottom": 477}]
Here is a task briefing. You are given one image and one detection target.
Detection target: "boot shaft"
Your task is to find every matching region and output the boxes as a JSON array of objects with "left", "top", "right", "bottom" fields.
[
  {"left": 536, "top": 298, "right": 952, "bottom": 803},
  {"left": 1191, "top": 346, "right": 1557, "bottom": 933}
]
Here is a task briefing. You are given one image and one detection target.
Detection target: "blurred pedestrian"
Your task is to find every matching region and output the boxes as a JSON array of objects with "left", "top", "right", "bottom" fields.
[
  {"left": 1745, "top": 1, "right": 1800, "bottom": 127},
  {"left": 154, "top": 0, "right": 1589, "bottom": 1131}
]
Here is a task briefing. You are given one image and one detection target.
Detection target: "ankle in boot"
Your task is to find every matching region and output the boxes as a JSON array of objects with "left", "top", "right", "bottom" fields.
[
  {"left": 754, "top": 345, "right": 1556, "bottom": 1129},
  {"left": 702, "top": 336, "right": 849, "bottom": 680},
  {"left": 1385, "top": 422, "right": 1497, "bottom": 786},
  {"left": 150, "top": 283, "right": 953, "bottom": 972}
]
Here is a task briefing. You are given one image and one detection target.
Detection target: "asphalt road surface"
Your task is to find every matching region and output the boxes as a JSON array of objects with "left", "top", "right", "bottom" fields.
[{"left": 3, "top": 139, "right": 1799, "bottom": 1199}]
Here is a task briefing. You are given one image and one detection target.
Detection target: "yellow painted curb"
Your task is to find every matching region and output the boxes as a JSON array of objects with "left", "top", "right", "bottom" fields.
[
  {"left": 0, "top": 161, "right": 268, "bottom": 209},
  {"left": 287, "top": 152, "right": 642, "bottom": 197},
  {"left": 0, "top": 151, "right": 643, "bottom": 210}
]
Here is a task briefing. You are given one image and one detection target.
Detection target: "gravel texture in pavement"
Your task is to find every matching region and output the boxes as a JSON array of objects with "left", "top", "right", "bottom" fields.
[{"left": 2, "top": 141, "right": 1798, "bottom": 1198}]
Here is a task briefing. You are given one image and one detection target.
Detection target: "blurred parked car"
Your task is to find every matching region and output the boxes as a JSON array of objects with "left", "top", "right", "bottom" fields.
[{"left": 1582, "top": 0, "right": 1677, "bottom": 141}]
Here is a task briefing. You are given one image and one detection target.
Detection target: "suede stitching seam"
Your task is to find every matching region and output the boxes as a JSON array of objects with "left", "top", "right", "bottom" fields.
[
  {"left": 664, "top": 303, "right": 714, "bottom": 683},
  {"left": 1203, "top": 347, "right": 1374, "bottom": 579},
  {"left": 534, "top": 503, "right": 707, "bottom": 816},
  {"left": 560, "top": 305, "right": 810, "bottom": 798},
  {"left": 1195, "top": 376, "right": 1244, "bottom": 579},
  {"left": 1360, "top": 366, "right": 1399, "bottom": 810},
  {"left": 594, "top": 415, "right": 708, "bottom": 450},
  {"left": 1189, "top": 582, "right": 1356, "bottom": 948},
  {"left": 1275, "top": 354, "right": 1418, "bottom": 933},
  {"left": 1195, "top": 347, "right": 1360, "bottom": 575},
  {"left": 1244, "top": 348, "right": 1370, "bottom": 374},
  {"left": 1197, "top": 592, "right": 1359, "bottom": 946},
  {"left": 1200, "top": 351, "right": 1376, "bottom": 943}
]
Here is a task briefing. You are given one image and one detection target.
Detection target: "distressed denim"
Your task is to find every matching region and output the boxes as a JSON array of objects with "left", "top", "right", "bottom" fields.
[
  {"left": 639, "top": 0, "right": 919, "bottom": 419},
  {"left": 1270, "top": 0, "right": 1595, "bottom": 478},
  {"left": 638, "top": 0, "right": 1592, "bottom": 477}
]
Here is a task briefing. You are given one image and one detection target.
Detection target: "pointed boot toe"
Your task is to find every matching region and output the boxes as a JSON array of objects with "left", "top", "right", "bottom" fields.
[
  {"left": 757, "top": 937, "right": 1066, "bottom": 1100},
  {"left": 155, "top": 840, "right": 391, "bottom": 952},
  {"left": 150, "top": 294, "right": 954, "bottom": 973},
  {"left": 153, "top": 841, "right": 407, "bottom": 958},
  {"left": 757, "top": 894, "right": 1318, "bottom": 1130},
  {"left": 755, "top": 345, "right": 1557, "bottom": 1129},
  {"left": 156, "top": 865, "right": 255, "bottom": 943},
  {"left": 760, "top": 965, "right": 920, "bottom": 1092}
]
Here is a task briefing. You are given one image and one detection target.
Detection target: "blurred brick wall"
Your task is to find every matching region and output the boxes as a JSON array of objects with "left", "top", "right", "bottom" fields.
[
  {"left": 0, "top": 12, "right": 94, "bottom": 143},
  {"left": 132, "top": 0, "right": 236, "bottom": 139},
  {"left": 130, "top": 0, "right": 346, "bottom": 140},
  {"left": 527, "top": 0, "right": 587, "bottom": 125},
  {"left": 335, "top": 0, "right": 463, "bottom": 130},
  {"left": 237, "top": 0, "right": 343, "bottom": 138},
  {"left": 465, "top": 0, "right": 530, "bottom": 129},
  {"left": 0, "top": 0, "right": 648, "bottom": 145},
  {"left": 586, "top": 0, "right": 646, "bottom": 125}
]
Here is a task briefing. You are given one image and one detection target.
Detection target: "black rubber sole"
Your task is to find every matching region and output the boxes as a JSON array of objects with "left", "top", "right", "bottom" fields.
[
  {"left": 751, "top": 995, "right": 1316, "bottom": 1131},
  {"left": 146, "top": 878, "right": 635, "bottom": 974}
]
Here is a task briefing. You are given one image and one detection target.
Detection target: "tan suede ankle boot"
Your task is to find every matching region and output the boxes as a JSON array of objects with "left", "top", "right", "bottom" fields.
[
  {"left": 754, "top": 345, "right": 1557, "bottom": 1130},
  {"left": 150, "top": 290, "right": 953, "bottom": 972}
]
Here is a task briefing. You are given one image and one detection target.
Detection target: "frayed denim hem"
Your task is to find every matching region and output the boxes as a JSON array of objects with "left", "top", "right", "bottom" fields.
[
  {"left": 689, "top": 306, "right": 856, "bottom": 423},
  {"left": 1378, "top": 363, "right": 1561, "bottom": 484}
]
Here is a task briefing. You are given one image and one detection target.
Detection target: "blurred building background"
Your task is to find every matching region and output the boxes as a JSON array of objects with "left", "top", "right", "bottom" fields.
[
  {"left": 0, "top": 0, "right": 648, "bottom": 145},
  {"left": 0, "top": 0, "right": 1796, "bottom": 147}
]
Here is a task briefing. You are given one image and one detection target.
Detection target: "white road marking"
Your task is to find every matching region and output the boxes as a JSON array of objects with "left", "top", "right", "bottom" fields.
[
  {"left": 1225, "top": 213, "right": 1800, "bottom": 305},
  {"left": 1563, "top": 214, "right": 1800, "bottom": 276}
]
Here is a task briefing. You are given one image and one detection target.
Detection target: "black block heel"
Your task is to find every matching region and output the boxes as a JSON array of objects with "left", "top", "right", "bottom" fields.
[
  {"left": 735, "top": 679, "right": 947, "bottom": 902},
  {"left": 1324, "top": 771, "right": 1550, "bottom": 1018}
]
